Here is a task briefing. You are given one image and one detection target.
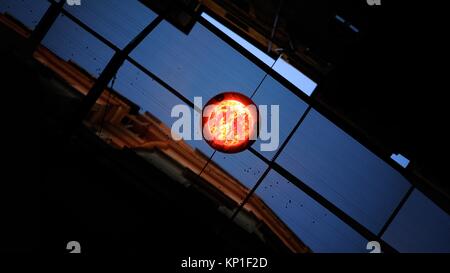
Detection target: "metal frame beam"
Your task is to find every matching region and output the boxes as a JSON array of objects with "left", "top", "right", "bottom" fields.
[
  {"left": 25, "top": 0, "right": 64, "bottom": 55},
  {"left": 67, "top": 15, "right": 164, "bottom": 133}
]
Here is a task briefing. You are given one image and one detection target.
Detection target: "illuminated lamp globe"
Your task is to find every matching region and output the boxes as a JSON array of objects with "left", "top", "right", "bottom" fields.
[{"left": 202, "top": 92, "right": 258, "bottom": 153}]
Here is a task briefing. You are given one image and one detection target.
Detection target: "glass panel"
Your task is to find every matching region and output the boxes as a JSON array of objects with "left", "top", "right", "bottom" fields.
[
  {"left": 0, "top": 0, "right": 50, "bottom": 30},
  {"left": 64, "top": 0, "right": 157, "bottom": 49},
  {"left": 42, "top": 14, "right": 115, "bottom": 78},
  {"left": 382, "top": 189, "right": 450, "bottom": 253},
  {"left": 254, "top": 170, "right": 367, "bottom": 252},
  {"left": 81, "top": 60, "right": 213, "bottom": 181},
  {"left": 251, "top": 75, "right": 308, "bottom": 159},
  {"left": 112, "top": 60, "right": 213, "bottom": 156},
  {"left": 201, "top": 150, "right": 267, "bottom": 196},
  {"left": 114, "top": 61, "right": 184, "bottom": 126},
  {"left": 200, "top": 12, "right": 275, "bottom": 67},
  {"left": 276, "top": 109, "right": 411, "bottom": 233},
  {"left": 272, "top": 57, "right": 317, "bottom": 96},
  {"left": 130, "top": 20, "right": 267, "bottom": 103},
  {"left": 106, "top": 60, "right": 268, "bottom": 210}
]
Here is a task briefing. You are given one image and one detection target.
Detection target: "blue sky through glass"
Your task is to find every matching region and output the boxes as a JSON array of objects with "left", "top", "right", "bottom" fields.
[
  {"left": 202, "top": 149, "right": 267, "bottom": 192},
  {"left": 251, "top": 75, "right": 308, "bottom": 158},
  {"left": 202, "top": 12, "right": 317, "bottom": 96},
  {"left": 64, "top": 0, "right": 156, "bottom": 49},
  {"left": 131, "top": 20, "right": 267, "bottom": 103},
  {"left": 42, "top": 14, "right": 115, "bottom": 78},
  {"left": 255, "top": 170, "right": 368, "bottom": 252},
  {"left": 276, "top": 109, "right": 411, "bottom": 234},
  {"left": 201, "top": 12, "right": 275, "bottom": 67},
  {"left": 390, "top": 153, "right": 410, "bottom": 168},
  {"left": 0, "top": 0, "right": 50, "bottom": 30},
  {"left": 8, "top": 1, "right": 444, "bottom": 252},
  {"left": 382, "top": 189, "right": 450, "bottom": 253},
  {"left": 113, "top": 60, "right": 214, "bottom": 156},
  {"left": 272, "top": 57, "right": 317, "bottom": 96}
]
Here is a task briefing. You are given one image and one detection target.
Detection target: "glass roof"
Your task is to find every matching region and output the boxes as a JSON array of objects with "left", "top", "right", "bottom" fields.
[
  {"left": 130, "top": 20, "right": 267, "bottom": 102},
  {"left": 64, "top": 0, "right": 156, "bottom": 49},
  {"left": 382, "top": 189, "right": 450, "bottom": 253},
  {"left": 42, "top": 13, "right": 115, "bottom": 78},
  {"left": 0, "top": 0, "right": 50, "bottom": 30},
  {"left": 256, "top": 170, "right": 368, "bottom": 252},
  {"left": 251, "top": 75, "right": 309, "bottom": 159},
  {"left": 276, "top": 109, "right": 411, "bottom": 233},
  {"left": 4, "top": 0, "right": 448, "bottom": 253}
]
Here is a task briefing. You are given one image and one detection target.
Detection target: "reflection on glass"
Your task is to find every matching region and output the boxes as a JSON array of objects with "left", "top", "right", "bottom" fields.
[
  {"left": 276, "top": 109, "right": 411, "bottom": 233},
  {"left": 64, "top": 0, "right": 156, "bottom": 49},
  {"left": 42, "top": 14, "right": 115, "bottom": 78},
  {"left": 80, "top": 60, "right": 214, "bottom": 183},
  {"left": 382, "top": 189, "right": 450, "bottom": 253},
  {"left": 102, "top": 64, "right": 270, "bottom": 209},
  {"left": 255, "top": 170, "right": 367, "bottom": 252},
  {"left": 113, "top": 60, "right": 214, "bottom": 156},
  {"left": 0, "top": 0, "right": 50, "bottom": 31},
  {"left": 131, "top": 20, "right": 267, "bottom": 102}
]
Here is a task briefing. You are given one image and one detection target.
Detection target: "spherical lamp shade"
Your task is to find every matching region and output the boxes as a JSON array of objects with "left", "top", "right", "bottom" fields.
[{"left": 202, "top": 92, "right": 258, "bottom": 153}]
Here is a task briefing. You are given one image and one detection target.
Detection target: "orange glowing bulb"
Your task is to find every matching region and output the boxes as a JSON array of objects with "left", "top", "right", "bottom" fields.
[{"left": 202, "top": 92, "right": 258, "bottom": 153}]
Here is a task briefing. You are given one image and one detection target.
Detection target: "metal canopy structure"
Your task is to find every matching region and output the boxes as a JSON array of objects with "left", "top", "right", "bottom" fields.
[{"left": 1, "top": 0, "right": 448, "bottom": 253}]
